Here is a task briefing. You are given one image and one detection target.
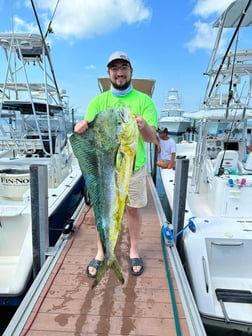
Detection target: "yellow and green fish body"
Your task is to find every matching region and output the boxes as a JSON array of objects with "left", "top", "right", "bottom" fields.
[{"left": 70, "top": 107, "right": 138, "bottom": 287}]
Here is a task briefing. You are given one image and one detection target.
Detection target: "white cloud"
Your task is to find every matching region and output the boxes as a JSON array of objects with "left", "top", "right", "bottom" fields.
[
  {"left": 33, "top": 0, "right": 151, "bottom": 40},
  {"left": 193, "top": 0, "right": 234, "bottom": 18},
  {"left": 185, "top": 21, "right": 217, "bottom": 53},
  {"left": 186, "top": 0, "right": 234, "bottom": 53},
  {"left": 13, "top": 15, "right": 39, "bottom": 33},
  {"left": 85, "top": 64, "right": 96, "bottom": 70}
]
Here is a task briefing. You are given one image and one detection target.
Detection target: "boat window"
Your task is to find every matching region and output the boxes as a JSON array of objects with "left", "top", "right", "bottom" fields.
[{"left": 224, "top": 142, "right": 239, "bottom": 151}]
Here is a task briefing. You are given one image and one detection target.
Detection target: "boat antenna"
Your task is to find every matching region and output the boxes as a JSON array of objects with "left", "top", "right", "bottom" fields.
[
  {"left": 30, "top": 0, "right": 61, "bottom": 100},
  {"left": 207, "top": 0, "right": 252, "bottom": 100}
]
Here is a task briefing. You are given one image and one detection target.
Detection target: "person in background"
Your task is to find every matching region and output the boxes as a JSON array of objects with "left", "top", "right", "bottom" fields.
[
  {"left": 243, "top": 144, "right": 252, "bottom": 162},
  {"left": 156, "top": 127, "right": 176, "bottom": 169},
  {"left": 74, "top": 51, "right": 158, "bottom": 277}
]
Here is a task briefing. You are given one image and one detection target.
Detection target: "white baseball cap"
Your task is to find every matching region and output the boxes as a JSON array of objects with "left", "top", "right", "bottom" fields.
[{"left": 107, "top": 51, "right": 131, "bottom": 67}]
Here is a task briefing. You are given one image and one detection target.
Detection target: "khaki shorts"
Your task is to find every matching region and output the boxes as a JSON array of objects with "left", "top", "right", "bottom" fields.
[{"left": 127, "top": 166, "right": 147, "bottom": 208}]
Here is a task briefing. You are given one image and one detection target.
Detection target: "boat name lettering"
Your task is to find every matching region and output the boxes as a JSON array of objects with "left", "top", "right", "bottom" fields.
[{"left": 0, "top": 176, "right": 30, "bottom": 184}]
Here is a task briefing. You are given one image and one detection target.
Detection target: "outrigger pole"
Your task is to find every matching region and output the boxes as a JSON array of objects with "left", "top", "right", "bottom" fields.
[{"left": 30, "top": 0, "right": 61, "bottom": 101}]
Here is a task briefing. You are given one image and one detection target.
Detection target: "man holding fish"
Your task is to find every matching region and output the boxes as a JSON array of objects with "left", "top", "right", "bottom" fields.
[{"left": 73, "top": 51, "right": 158, "bottom": 285}]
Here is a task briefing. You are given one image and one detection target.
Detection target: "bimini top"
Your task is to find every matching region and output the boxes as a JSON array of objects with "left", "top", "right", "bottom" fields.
[
  {"left": 213, "top": 0, "right": 252, "bottom": 28},
  {"left": 183, "top": 107, "right": 252, "bottom": 121},
  {"left": 97, "top": 78, "right": 156, "bottom": 97}
]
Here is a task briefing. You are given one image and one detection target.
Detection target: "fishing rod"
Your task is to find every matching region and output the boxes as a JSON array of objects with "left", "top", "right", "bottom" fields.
[
  {"left": 44, "top": 0, "right": 60, "bottom": 39},
  {"left": 209, "top": 0, "right": 252, "bottom": 176},
  {"left": 217, "top": 30, "right": 240, "bottom": 176},
  {"left": 30, "top": 0, "right": 61, "bottom": 101},
  {"left": 207, "top": 0, "right": 252, "bottom": 100},
  {"left": 217, "top": 43, "right": 240, "bottom": 176},
  {"left": 217, "top": 111, "right": 238, "bottom": 176},
  {"left": 217, "top": 1, "right": 252, "bottom": 176},
  {"left": 225, "top": 31, "right": 239, "bottom": 119}
]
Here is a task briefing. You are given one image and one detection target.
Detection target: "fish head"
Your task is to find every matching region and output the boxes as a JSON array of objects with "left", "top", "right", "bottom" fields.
[
  {"left": 94, "top": 107, "right": 138, "bottom": 151},
  {"left": 115, "top": 106, "right": 138, "bottom": 148}
]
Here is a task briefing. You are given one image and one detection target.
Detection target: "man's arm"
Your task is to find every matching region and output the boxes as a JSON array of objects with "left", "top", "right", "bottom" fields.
[
  {"left": 167, "top": 152, "right": 176, "bottom": 169},
  {"left": 134, "top": 115, "right": 157, "bottom": 143}
]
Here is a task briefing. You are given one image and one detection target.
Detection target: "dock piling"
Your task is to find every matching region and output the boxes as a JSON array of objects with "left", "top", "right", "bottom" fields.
[
  {"left": 172, "top": 158, "right": 189, "bottom": 254},
  {"left": 30, "top": 164, "right": 49, "bottom": 278}
]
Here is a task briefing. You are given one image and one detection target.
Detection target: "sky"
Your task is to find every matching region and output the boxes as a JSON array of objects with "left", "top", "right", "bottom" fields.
[{"left": 0, "top": 0, "right": 240, "bottom": 119}]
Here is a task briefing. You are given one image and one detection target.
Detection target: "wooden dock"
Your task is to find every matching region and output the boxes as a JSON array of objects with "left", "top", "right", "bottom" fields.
[{"left": 16, "top": 177, "right": 195, "bottom": 335}]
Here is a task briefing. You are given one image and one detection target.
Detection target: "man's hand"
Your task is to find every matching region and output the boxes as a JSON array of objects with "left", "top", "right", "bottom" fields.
[
  {"left": 74, "top": 120, "right": 89, "bottom": 134},
  {"left": 134, "top": 114, "right": 146, "bottom": 131},
  {"left": 167, "top": 162, "right": 175, "bottom": 169},
  {"left": 133, "top": 114, "right": 157, "bottom": 143}
]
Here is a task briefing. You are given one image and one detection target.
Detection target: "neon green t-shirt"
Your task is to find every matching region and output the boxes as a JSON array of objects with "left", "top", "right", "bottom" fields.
[{"left": 84, "top": 89, "right": 158, "bottom": 171}]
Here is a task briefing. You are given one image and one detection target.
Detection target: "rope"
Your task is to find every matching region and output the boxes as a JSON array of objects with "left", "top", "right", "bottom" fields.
[
  {"left": 160, "top": 217, "right": 197, "bottom": 334},
  {"left": 161, "top": 228, "right": 181, "bottom": 335},
  {"left": 162, "top": 217, "right": 196, "bottom": 241}
]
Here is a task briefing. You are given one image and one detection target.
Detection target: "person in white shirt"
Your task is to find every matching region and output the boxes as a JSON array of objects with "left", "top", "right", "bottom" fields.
[{"left": 156, "top": 127, "right": 176, "bottom": 169}]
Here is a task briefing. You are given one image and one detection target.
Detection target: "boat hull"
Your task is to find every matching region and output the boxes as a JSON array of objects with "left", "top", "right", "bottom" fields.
[
  {"left": 0, "top": 172, "right": 84, "bottom": 306},
  {"left": 158, "top": 118, "right": 192, "bottom": 135},
  {"left": 202, "top": 313, "right": 252, "bottom": 334},
  {"left": 48, "top": 175, "right": 84, "bottom": 246},
  {"left": 160, "top": 163, "right": 252, "bottom": 333},
  {"left": 183, "top": 217, "right": 252, "bottom": 333}
]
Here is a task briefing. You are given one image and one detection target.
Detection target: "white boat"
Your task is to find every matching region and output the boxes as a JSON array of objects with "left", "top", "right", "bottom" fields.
[
  {"left": 158, "top": 88, "right": 192, "bottom": 136},
  {"left": 0, "top": 33, "right": 84, "bottom": 306},
  {"left": 160, "top": 0, "right": 252, "bottom": 333}
]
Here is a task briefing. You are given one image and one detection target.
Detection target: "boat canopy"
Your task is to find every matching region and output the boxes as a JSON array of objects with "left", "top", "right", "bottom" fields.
[
  {"left": 97, "top": 78, "right": 156, "bottom": 97},
  {"left": 213, "top": 0, "right": 252, "bottom": 28},
  {"left": 184, "top": 108, "right": 252, "bottom": 120}
]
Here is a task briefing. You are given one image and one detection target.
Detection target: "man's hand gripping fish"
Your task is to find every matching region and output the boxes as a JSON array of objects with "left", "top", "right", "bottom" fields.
[{"left": 70, "top": 107, "right": 138, "bottom": 288}]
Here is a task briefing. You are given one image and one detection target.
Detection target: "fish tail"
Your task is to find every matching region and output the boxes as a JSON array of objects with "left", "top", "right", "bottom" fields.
[
  {"left": 110, "top": 257, "right": 125, "bottom": 285},
  {"left": 92, "top": 256, "right": 124, "bottom": 289}
]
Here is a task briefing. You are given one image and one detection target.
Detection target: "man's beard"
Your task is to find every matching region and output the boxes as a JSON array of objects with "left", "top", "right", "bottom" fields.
[{"left": 111, "top": 79, "right": 131, "bottom": 91}]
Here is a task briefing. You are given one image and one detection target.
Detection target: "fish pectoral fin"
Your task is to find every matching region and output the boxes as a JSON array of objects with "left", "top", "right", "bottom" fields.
[
  {"left": 125, "top": 194, "right": 129, "bottom": 204},
  {"left": 132, "top": 154, "right": 136, "bottom": 172},
  {"left": 115, "top": 149, "right": 125, "bottom": 170},
  {"left": 92, "top": 257, "right": 124, "bottom": 288}
]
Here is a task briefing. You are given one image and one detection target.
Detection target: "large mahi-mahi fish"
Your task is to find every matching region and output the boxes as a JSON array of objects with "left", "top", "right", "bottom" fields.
[{"left": 70, "top": 107, "right": 138, "bottom": 288}]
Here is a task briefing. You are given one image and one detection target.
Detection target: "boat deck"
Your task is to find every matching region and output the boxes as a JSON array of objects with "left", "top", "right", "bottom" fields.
[{"left": 18, "top": 178, "right": 192, "bottom": 336}]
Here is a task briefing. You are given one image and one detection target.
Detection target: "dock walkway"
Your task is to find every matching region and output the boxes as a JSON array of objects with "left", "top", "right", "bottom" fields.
[{"left": 5, "top": 176, "right": 205, "bottom": 335}]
